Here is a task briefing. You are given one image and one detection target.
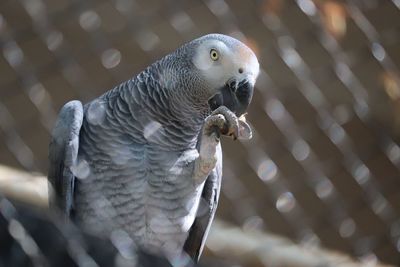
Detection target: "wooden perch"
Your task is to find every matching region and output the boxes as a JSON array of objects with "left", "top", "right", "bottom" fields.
[
  {"left": 205, "top": 221, "right": 394, "bottom": 267},
  {"left": 0, "top": 165, "right": 48, "bottom": 207}
]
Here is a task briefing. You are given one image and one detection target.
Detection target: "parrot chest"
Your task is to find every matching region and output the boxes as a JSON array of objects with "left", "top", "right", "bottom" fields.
[{"left": 75, "top": 140, "right": 205, "bottom": 251}]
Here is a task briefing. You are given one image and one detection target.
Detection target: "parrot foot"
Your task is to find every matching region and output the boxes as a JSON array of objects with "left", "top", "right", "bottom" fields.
[
  {"left": 194, "top": 106, "right": 253, "bottom": 185},
  {"left": 204, "top": 106, "right": 240, "bottom": 140},
  {"left": 204, "top": 106, "right": 252, "bottom": 140}
]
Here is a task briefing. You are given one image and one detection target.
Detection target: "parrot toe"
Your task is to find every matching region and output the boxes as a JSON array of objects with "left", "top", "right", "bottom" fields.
[{"left": 205, "top": 106, "right": 239, "bottom": 140}]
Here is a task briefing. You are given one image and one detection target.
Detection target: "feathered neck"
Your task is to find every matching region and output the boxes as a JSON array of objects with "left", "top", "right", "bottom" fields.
[{"left": 99, "top": 57, "right": 210, "bottom": 149}]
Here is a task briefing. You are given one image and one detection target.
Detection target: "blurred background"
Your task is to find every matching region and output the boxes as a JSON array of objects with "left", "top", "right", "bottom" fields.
[{"left": 1, "top": 0, "right": 400, "bottom": 266}]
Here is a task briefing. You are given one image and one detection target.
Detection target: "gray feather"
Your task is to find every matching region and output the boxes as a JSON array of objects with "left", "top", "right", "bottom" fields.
[{"left": 48, "top": 100, "right": 83, "bottom": 217}]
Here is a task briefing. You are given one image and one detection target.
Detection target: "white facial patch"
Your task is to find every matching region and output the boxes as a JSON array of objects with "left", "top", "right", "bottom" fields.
[
  {"left": 192, "top": 40, "right": 228, "bottom": 70},
  {"left": 192, "top": 40, "right": 235, "bottom": 90},
  {"left": 192, "top": 36, "right": 260, "bottom": 92}
]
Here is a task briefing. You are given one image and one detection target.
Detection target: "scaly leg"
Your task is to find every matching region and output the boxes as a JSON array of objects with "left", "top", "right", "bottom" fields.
[{"left": 193, "top": 106, "right": 240, "bottom": 185}]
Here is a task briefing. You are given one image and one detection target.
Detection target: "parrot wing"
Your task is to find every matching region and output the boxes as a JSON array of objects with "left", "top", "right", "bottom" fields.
[
  {"left": 48, "top": 100, "right": 84, "bottom": 218},
  {"left": 183, "top": 141, "right": 222, "bottom": 262}
]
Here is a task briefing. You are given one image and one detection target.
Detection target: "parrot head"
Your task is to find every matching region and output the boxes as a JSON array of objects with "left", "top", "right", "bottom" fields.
[{"left": 191, "top": 34, "right": 259, "bottom": 116}]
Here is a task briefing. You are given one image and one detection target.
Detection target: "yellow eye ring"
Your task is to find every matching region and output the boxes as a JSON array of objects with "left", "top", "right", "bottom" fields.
[{"left": 210, "top": 49, "right": 219, "bottom": 61}]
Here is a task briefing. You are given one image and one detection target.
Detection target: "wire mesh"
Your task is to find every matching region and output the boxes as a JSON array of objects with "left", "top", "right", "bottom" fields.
[{"left": 1, "top": 0, "right": 400, "bottom": 265}]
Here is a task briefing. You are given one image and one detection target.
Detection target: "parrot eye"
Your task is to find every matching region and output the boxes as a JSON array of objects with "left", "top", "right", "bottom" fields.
[{"left": 210, "top": 49, "right": 219, "bottom": 61}]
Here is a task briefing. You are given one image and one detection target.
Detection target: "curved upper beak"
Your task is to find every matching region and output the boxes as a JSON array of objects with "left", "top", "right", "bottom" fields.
[{"left": 208, "top": 78, "right": 254, "bottom": 116}]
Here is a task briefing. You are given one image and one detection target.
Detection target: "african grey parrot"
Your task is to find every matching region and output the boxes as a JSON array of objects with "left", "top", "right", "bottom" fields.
[{"left": 48, "top": 33, "right": 259, "bottom": 262}]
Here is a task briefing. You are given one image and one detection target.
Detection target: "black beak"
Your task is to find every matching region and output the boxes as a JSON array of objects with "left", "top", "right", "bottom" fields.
[{"left": 208, "top": 79, "right": 254, "bottom": 116}]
